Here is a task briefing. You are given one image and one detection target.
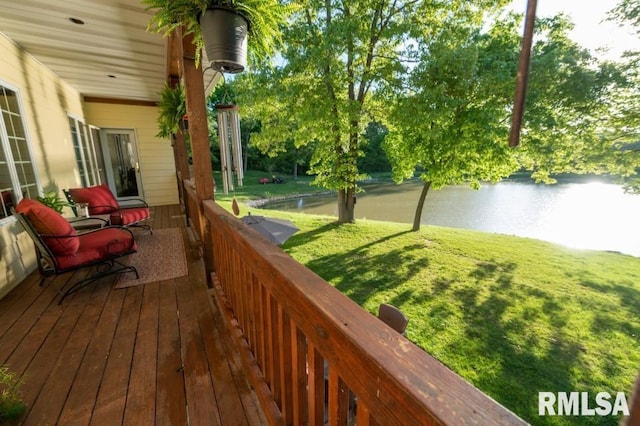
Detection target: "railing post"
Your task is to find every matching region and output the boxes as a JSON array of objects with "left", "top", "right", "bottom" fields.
[{"left": 182, "top": 33, "right": 213, "bottom": 202}]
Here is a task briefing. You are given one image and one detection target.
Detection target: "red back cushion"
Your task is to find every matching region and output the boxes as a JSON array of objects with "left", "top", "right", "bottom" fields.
[
  {"left": 16, "top": 198, "right": 79, "bottom": 256},
  {"left": 68, "top": 184, "right": 118, "bottom": 215}
]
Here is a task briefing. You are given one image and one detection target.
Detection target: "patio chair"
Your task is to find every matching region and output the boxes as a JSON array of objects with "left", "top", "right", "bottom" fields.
[
  {"left": 378, "top": 303, "right": 409, "bottom": 335},
  {"left": 14, "top": 198, "right": 138, "bottom": 304},
  {"left": 64, "top": 184, "right": 152, "bottom": 233}
]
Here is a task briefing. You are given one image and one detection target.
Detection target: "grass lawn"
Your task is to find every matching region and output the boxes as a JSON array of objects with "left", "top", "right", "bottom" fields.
[
  {"left": 214, "top": 170, "right": 330, "bottom": 202},
  {"left": 215, "top": 175, "right": 640, "bottom": 426}
]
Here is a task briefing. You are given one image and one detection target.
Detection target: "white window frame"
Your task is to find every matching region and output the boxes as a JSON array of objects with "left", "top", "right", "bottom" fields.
[
  {"left": 0, "top": 80, "right": 40, "bottom": 222},
  {"left": 68, "top": 115, "right": 101, "bottom": 187}
]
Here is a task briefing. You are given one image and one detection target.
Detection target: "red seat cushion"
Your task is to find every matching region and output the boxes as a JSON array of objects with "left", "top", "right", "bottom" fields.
[
  {"left": 110, "top": 207, "right": 150, "bottom": 226},
  {"left": 68, "top": 184, "right": 119, "bottom": 215},
  {"left": 55, "top": 228, "right": 136, "bottom": 271},
  {"left": 16, "top": 198, "right": 79, "bottom": 256}
]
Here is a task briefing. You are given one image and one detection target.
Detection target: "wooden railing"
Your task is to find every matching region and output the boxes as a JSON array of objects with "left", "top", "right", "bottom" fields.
[
  {"left": 185, "top": 185, "right": 527, "bottom": 425},
  {"left": 183, "top": 180, "right": 202, "bottom": 241}
]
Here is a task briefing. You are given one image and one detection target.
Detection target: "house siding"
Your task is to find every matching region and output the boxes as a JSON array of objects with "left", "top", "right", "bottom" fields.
[
  {"left": 0, "top": 218, "right": 36, "bottom": 299},
  {"left": 0, "top": 33, "right": 86, "bottom": 296},
  {"left": 83, "top": 102, "right": 178, "bottom": 207}
]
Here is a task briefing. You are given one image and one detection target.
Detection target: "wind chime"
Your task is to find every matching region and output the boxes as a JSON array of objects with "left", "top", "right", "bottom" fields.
[{"left": 216, "top": 104, "right": 244, "bottom": 195}]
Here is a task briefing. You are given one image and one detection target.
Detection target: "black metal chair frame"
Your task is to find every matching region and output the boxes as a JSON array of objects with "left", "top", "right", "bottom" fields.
[{"left": 13, "top": 210, "right": 139, "bottom": 304}]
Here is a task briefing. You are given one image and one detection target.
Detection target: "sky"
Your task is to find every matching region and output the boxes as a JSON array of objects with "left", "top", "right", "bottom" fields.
[{"left": 509, "top": 0, "right": 639, "bottom": 60}]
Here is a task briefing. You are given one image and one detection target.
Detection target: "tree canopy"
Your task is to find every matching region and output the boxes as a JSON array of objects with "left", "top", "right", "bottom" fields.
[
  {"left": 235, "top": 0, "right": 509, "bottom": 223},
  {"left": 231, "top": 0, "right": 639, "bottom": 228},
  {"left": 386, "top": 10, "right": 639, "bottom": 230}
]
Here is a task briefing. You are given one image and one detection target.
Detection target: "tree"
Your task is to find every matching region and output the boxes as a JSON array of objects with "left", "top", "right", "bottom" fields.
[
  {"left": 606, "top": 0, "right": 640, "bottom": 193},
  {"left": 385, "top": 12, "right": 638, "bottom": 231},
  {"left": 514, "top": 16, "right": 636, "bottom": 183},
  {"left": 238, "top": 0, "right": 508, "bottom": 223},
  {"left": 385, "top": 14, "right": 520, "bottom": 231}
]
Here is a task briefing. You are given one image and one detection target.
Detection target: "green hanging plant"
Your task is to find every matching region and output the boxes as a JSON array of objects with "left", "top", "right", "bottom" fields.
[
  {"left": 142, "top": 0, "right": 295, "bottom": 69},
  {"left": 156, "top": 83, "right": 187, "bottom": 138}
]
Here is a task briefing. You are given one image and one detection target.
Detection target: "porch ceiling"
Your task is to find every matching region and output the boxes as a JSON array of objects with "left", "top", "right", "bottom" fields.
[{"left": 0, "top": 0, "right": 218, "bottom": 103}]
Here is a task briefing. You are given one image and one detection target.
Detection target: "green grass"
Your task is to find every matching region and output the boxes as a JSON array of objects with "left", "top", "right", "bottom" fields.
[
  {"left": 218, "top": 196, "right": 640, "bottom": 426},
  {"left": 214, "top": 170, "right": 329, "bottom": 202}
]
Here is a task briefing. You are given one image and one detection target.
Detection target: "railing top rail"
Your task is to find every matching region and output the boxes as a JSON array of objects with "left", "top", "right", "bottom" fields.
[{"left": 202, "top": 199, "right": 526, "bottom": 425}]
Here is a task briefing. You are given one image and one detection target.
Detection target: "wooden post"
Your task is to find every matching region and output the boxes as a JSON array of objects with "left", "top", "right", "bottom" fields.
[
  {"left": 509, "top": 0, "right": 537, "bottom": 147},
  {"left": 182, "top": 32, "right": 216, "bottom": 284},
  {"left": 182, "top": 33, "right": 214, "bottom": 201},
  {"left": 166, "top": 30, "right": 190, "bottom": 200}
]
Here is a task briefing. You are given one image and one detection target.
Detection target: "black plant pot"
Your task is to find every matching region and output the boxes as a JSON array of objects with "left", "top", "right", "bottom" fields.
[{"left": 199, "top": 7, "right": 249, "bottom": 73}]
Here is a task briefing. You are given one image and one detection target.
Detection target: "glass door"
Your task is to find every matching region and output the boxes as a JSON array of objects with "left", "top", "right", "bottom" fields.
[{"left": 100, "top": 129, "right": 144, "bottom": 200}]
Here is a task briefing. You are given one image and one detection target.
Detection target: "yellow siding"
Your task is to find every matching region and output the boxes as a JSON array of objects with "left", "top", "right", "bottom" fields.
[
  {"left": 83, "top": 102, "right": 178, "bottom": 206},
  {"left": 0, "top": 33, "right": 86, "bottom": 295},
  {"left": 0, "top": 33, "right": 85, "bottom": 195},
  {"left": 0, "top": 219, "right": 36, "bottom": 299}
]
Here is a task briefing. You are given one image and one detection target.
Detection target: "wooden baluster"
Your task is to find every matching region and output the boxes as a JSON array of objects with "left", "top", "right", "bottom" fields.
[
  {"left": 292, "top": 326, "right": 308, "bottom": 424},
  {"left": 308, "top": 344, "right": 325, "bottom": 425},
  {"left": 246, "top": 273, "right": 258, "bottom": 353},
  {"left": 327, "top": 367, "right": 349, "bottom": 425},
  {"left": 256, "top": 281, "right": 267, "bottom": 373},
  {"left": 279, "top": 308, "right": 294, "bottom": 422},
  {"left": 270, "top": 294, "right": 282, "bottom": 406}
]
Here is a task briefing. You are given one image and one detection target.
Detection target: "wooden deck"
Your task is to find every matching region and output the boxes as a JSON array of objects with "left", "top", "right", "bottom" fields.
[{"left": 0, "top": 205, "right": 267, "bottom": 425}]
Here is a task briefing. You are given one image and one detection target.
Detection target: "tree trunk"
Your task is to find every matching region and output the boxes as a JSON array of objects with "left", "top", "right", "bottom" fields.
[
  {"left": 412, "top": 181, "right": 432, "bottom": 231},
  {"left": 338, "top": 187, "right": 355, "bottom": 223}
]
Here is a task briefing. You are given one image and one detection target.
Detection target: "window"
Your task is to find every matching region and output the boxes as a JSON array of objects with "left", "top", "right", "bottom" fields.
[
  {"left": 0, "top": 83, "right": 38, "bottom": 219},
  {"left": 69, "top": 116, "right": 101, "bottom": 187}
]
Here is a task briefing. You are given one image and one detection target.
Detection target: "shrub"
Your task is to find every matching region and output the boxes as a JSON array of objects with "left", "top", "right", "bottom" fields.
[{"left": 0, "top": 365, "right": 25, "bottom": 421}]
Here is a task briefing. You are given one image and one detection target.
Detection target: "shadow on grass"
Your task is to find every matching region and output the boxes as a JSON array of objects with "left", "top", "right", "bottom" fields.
[
  {"left": 285, "top": 222, "right": 343, "bottom": 248},
  {"left": 299, "top": 229, "right": 425, "bottom": 306},
  {"left": 431, "top": 259, "right": 616, "bottom": 426},
  {"left": 288, "top": 230, "right": 634, "bottom": 425}
]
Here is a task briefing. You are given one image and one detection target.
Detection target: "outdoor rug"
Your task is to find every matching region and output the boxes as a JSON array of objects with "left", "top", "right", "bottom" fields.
[{"left": 115, "top": 228, "right": 188, "bottom": 289}]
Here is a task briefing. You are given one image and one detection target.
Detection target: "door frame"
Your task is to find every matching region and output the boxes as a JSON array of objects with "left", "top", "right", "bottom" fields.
[{"left": 99, "top": 128, "right": 145, "bottom": 201}]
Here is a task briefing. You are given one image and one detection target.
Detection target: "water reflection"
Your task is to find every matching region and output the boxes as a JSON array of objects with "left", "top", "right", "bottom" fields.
[{"left": 261, "top": 180, "right": 640, "bottom": 257}]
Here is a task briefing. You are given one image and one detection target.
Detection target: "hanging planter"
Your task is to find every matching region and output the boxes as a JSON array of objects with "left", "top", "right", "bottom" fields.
[
  {"left": 156, "top": 83, "right": 186, "bottom": 138},
  {"left": 143, "top": 0, "right": 295, "bottom": 71},
  {"left": 199, "top": 7, "right": 249, "bottom": 73}
]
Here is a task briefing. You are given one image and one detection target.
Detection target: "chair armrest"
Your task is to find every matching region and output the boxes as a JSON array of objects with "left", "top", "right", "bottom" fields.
[
  {"left": 88, "top": 204, "right": 119, "bottom": 213},
  {"left": 117, "top": 198, "right": 149, "bottom": 208},
  {"left": 41, "top": 225, "right": 136, "bottom": 252}
]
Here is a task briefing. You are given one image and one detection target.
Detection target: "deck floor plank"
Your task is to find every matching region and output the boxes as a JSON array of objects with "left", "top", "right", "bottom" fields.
[
  {"left": 90, "top": 286, "right": 144, "bottom": 426},
  {"left": 174, "top": 248, "right": 222, "bottom": 425},
  {"left": 25, "top": 276, "right": 112, "bottom": 424},
  {"left": 0, "top": 272, "right": 39, "bottom": 331},
  {"left": 155, "top": 278, "right": 188, "bottom": 425},
  {"left": 0, "top": 276, "right": 61, "bottom": 363},
  {"left": 58, "top": 282, "right": 127, "bottom": 425},
  {"left": 17, "top": 281, "right": 96, "bottom": 422},
  {"left": 2, "top": 205, "right": 266, "bottom": 426},
  {"left": 122, "top": 282, "right": 160, "bottom": 426}
]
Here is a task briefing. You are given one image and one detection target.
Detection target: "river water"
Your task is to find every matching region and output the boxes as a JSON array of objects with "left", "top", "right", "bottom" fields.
[{"left": 260, "top": 179, "right": 640, "bottom": 257}]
